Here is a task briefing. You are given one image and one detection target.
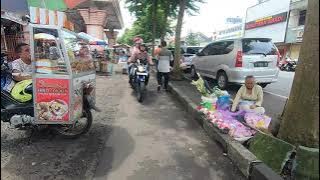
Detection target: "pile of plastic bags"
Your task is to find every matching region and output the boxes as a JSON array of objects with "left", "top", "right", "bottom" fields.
[{"left": 193, "top": 76, "right": 272, "bottom": 141}]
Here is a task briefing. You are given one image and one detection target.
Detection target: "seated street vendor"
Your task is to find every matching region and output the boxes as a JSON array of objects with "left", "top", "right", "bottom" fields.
[
  {"left": 231, "top": 75, "right": 265, "bottom": 114},
  {"left": 12, "top": 43, "right": 32, "bottom": 82}
]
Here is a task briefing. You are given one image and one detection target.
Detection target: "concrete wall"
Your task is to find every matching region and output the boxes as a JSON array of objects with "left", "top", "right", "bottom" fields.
[{"left": 288, "top": 44, "right": 301, "bottom": 59}]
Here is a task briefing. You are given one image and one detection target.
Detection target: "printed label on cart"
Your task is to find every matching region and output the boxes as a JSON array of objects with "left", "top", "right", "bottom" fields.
[{"left": 35, "top": 78, "right": 70, "bottom": 122}]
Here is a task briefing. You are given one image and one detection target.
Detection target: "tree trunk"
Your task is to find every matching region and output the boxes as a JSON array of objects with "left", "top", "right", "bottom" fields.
[
  {"left": 172, "top": 0, "right": 186, "bottom": 80},
  {"left": 151, "top": 0, "right": 158, "bottom": 57},
  {"left": 160, "top": 3, "right": 169, "bottom": 41},
  {"left": 277, "top": 0, "right": 319, "bottom": 148}
]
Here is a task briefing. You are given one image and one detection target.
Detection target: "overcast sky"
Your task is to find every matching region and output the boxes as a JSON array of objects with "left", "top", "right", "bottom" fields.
[{"left": 119, "top": 0, "right": 258, "bottom": 37}]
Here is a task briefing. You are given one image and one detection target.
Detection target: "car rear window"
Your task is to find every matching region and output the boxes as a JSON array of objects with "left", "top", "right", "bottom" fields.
[
  {"left": 186, "top": 47, "right": 202, "bottom": 54},
  {"left": 242, "top": 39, "right": 277, "bottom": 55},
  {"left": 168, "top": 48, "right": 185, "bottom": 55}
]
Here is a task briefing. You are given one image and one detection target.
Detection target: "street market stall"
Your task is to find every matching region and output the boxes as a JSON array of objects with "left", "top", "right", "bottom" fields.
[
  {"left": 77, "top": 32, "right": 110, "bottom": 74},
  {"left": 192, "top": 75, "right": 272, "bottom": 142},
  {"left": 113, "top": 44, "right": 131, "bottom": 74},
  {"left": 1, "top": 10, "right": 29, "bottom": 60},
  {"left": 30, "top": 24, "right": 96, "bottom": 124}
]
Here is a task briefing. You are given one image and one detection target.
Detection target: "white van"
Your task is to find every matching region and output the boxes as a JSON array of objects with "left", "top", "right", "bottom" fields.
[{"left": 190, "top": 38, "right": 280, "bottom": 89}]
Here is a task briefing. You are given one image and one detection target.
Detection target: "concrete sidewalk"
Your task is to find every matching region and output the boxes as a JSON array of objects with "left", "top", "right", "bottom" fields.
[{"left": 93, "top": 67, "right": 245, "bottom": 180}]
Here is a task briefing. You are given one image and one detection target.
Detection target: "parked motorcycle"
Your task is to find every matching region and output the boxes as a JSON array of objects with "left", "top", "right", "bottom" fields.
[
  {"left": 129, "top": 59, "right": 149, "bottom": 102},
  {"left": 1, "top": 54, "right": 96, "bottom": 138},
  {"left": 279, "top": 58, "right": 297, "bottom": 72}
]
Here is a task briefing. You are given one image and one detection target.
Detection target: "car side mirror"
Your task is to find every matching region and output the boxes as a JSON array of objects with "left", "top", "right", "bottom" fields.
[{"left": 196, "top": 52, "right": 203, "bottom": 56}]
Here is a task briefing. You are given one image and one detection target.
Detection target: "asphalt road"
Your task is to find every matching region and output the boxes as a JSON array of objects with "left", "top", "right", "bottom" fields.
[{"left": 264, "top": 71, "right": 295, "bottom": 98}]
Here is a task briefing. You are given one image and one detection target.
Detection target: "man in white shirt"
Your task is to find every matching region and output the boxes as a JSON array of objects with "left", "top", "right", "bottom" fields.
[
  {"left": 12, "top": 43, "right": 32, "bottom": 82},
  {"left": 156, "top": 41, "right": 173, "bottom": 91}
]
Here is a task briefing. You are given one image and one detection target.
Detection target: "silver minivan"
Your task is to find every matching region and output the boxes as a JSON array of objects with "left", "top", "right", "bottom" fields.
[{"left": 190, "top": 38, "right": 280, "bottom": 89}]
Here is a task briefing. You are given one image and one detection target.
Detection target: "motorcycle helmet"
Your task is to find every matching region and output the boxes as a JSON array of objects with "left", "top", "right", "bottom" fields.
[
  {"left": 133, "top": 37, "right": 143, "bottom": 44},
  {"left": 11, "top": 79, "right": 33, "bottom": 102}
]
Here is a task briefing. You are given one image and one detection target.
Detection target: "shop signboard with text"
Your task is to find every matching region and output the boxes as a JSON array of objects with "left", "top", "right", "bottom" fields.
[
  {"left": 244, "top": 0, "right": 291, "bottom": 43},
  {"left": 35, "top": 78, "right": 70, "bottom": 122},
  {"left": 214, "top": 24, "right": 244, "bottom": 41},
  {"left": 245, "top": 12, "right": 288, "bottom": 30}
]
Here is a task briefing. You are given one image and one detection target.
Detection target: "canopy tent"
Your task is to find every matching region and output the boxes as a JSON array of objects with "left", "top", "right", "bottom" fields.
[
  {"left": 78, "top": 32, "right": 108, "bottom": 46},
  {"left": 27, "top": 0, "right": 86, "bottom": 11},
  {"left": 1, "top": 0, "right": 29, "bottom": 16},
  {"left": 1, "top": 0, "right": 86, "bottom": 14},
  {"left": 113, "top": 44, "right": 131, "bottom": 49}
]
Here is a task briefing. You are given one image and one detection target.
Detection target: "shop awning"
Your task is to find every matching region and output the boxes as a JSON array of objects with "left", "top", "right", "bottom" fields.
[
  {"left": 78, "top": 32, "right": 108, "bottom": 46},
  {"left": 1, "top": 0, "right": 86, "bottom": 14},
  {"left": 27, "top": 0, "right": 86, "bottom": 11},
  {"left": 113, "top": 44, "right": 131, "bottom": 48},
  {"left": 1, "top": 0, "right": 29, "bottom": 15}
]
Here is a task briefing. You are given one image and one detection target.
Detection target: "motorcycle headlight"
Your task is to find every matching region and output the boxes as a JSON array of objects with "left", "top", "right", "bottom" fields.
[{"left": 138, "top": 66, "right": 145, "bottom": 72}]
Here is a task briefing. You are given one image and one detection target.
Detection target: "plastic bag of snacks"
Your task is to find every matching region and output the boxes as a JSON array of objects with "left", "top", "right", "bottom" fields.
[
  {"left": 211, "top": 86, "right": 229, "bottom": 98},
  {"left": 229, "top": 122, "right": 256, "bottom": 139},
  {"left": 216, "top": 95, "right": 231, "bottom": 110},
  {"left": 201, "top": 96, "right": 218, "bottom": 104},
  {"left": 244, "top": 113, "right": 272, "bottom": 129},
  {"left": 191, "top": 75, "right": 210, "bottom": 97}
]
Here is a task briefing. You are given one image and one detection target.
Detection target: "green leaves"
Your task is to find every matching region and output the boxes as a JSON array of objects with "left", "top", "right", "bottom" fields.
[
  {"left": 118, "top": 0, "right": 205, "bottom": 45},
  {"left": 185, "top": 32, "right": 200, "bottom": 46}
]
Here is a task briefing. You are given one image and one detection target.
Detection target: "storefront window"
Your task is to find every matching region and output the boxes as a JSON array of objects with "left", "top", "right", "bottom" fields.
[
  {"left": 33, "top": 28, "right": 68, "bottom": 74},
  {"left": 61, "top": 30, "right": 95, "bottom": 74},
  {"left": 298, "top": 10, "right": 306, "bottom": 26}
]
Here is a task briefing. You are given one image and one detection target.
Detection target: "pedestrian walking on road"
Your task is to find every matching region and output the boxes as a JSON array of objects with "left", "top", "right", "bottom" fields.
[{"left": 156, "top": 41, "right": 173, "bottom": 91}]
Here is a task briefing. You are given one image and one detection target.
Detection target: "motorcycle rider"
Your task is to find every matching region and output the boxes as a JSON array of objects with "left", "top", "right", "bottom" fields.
[
  {"left": 0, "top": 44, "right": 33, "bottom": 102},
  {"left": 127, "top": 37, "right": 154, "bottom": 84}
]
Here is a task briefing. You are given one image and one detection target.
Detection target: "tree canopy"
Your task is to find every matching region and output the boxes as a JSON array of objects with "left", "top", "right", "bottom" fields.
[
  {"left": 117, "top": 0, "right": 204, "bottom": 45},
  {"left": 185, "top": 32, "right": 200, "bottom": 46}
]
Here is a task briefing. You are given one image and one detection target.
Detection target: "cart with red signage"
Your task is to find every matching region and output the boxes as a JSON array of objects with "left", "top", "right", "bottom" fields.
[{"left": 30, "top": 24, "right": 97, "bottom": 136}]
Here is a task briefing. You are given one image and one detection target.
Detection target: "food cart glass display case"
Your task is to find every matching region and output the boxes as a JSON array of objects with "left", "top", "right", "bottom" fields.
[{"left": 30, "top": 24, "right": 96, "bottom": 124}]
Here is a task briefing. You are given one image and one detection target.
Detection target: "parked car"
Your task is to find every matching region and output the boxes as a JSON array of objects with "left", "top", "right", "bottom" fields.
[
  {"left": 180, "top": 46, "right": 203, "bottom": 72},
  {"left": 167, "top": 47, "right": 184, "bottom": 67},
  {"left": 191, "top": 38, "right": 280, "bottom": 89}
]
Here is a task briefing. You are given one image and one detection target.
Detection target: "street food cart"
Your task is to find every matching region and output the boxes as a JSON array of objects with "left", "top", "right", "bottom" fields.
[{"left": 30, "top": 24, "right": 96, "bottom": 124}]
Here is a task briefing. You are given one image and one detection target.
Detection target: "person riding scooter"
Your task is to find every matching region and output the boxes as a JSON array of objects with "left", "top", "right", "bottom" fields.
[{"left": 127, "top": 37, "right": 154, "bottom": 84}]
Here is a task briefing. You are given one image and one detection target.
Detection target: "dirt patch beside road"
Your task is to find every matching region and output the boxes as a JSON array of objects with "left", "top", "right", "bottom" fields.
[{"left": 1, "top": 73, "right": 126, "bottom": 180}]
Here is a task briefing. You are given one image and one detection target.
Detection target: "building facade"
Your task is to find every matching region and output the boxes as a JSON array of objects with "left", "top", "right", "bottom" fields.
[
  {"left": 243, "top": 0, "right": 307, "bottom": 60},
  {"left": 281, "top": 0, "right": 308, "bottom": 60}
]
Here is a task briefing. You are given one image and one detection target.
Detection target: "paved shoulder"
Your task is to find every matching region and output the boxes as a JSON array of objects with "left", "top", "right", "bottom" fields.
[{"left": 94, "top": 74, "right": 244, "bottom": 180}]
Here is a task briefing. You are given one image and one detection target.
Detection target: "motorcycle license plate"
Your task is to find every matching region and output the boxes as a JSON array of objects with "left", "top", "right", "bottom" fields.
[{"left": 138, "top": 75, "right": 145, "bottom": 81}]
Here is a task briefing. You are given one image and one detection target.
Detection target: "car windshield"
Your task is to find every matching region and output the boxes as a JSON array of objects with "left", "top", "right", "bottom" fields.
[{"left": 242, "top": 39, "right": 277, "bottom": 55}]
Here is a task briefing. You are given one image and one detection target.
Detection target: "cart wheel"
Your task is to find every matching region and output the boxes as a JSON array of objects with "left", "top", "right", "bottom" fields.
[{"left": 53, "top": 109, "right": 92, "bottom": 138}]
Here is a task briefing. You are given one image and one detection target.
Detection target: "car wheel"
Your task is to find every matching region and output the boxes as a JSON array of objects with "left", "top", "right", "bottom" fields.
[
  {"left": 190, "top": 66, "right": 198, "bottom": 80},
  {"left": 259, "top": 83, "right": 268, "bottom": 88},
  {"left": 217, "top": 72, "right": 228, "bottom": 90}
]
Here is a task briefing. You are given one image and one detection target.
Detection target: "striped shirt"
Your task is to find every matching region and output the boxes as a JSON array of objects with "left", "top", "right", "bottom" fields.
[{"left": 157, "top": 48, "right": 173, "bottom": 73}]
